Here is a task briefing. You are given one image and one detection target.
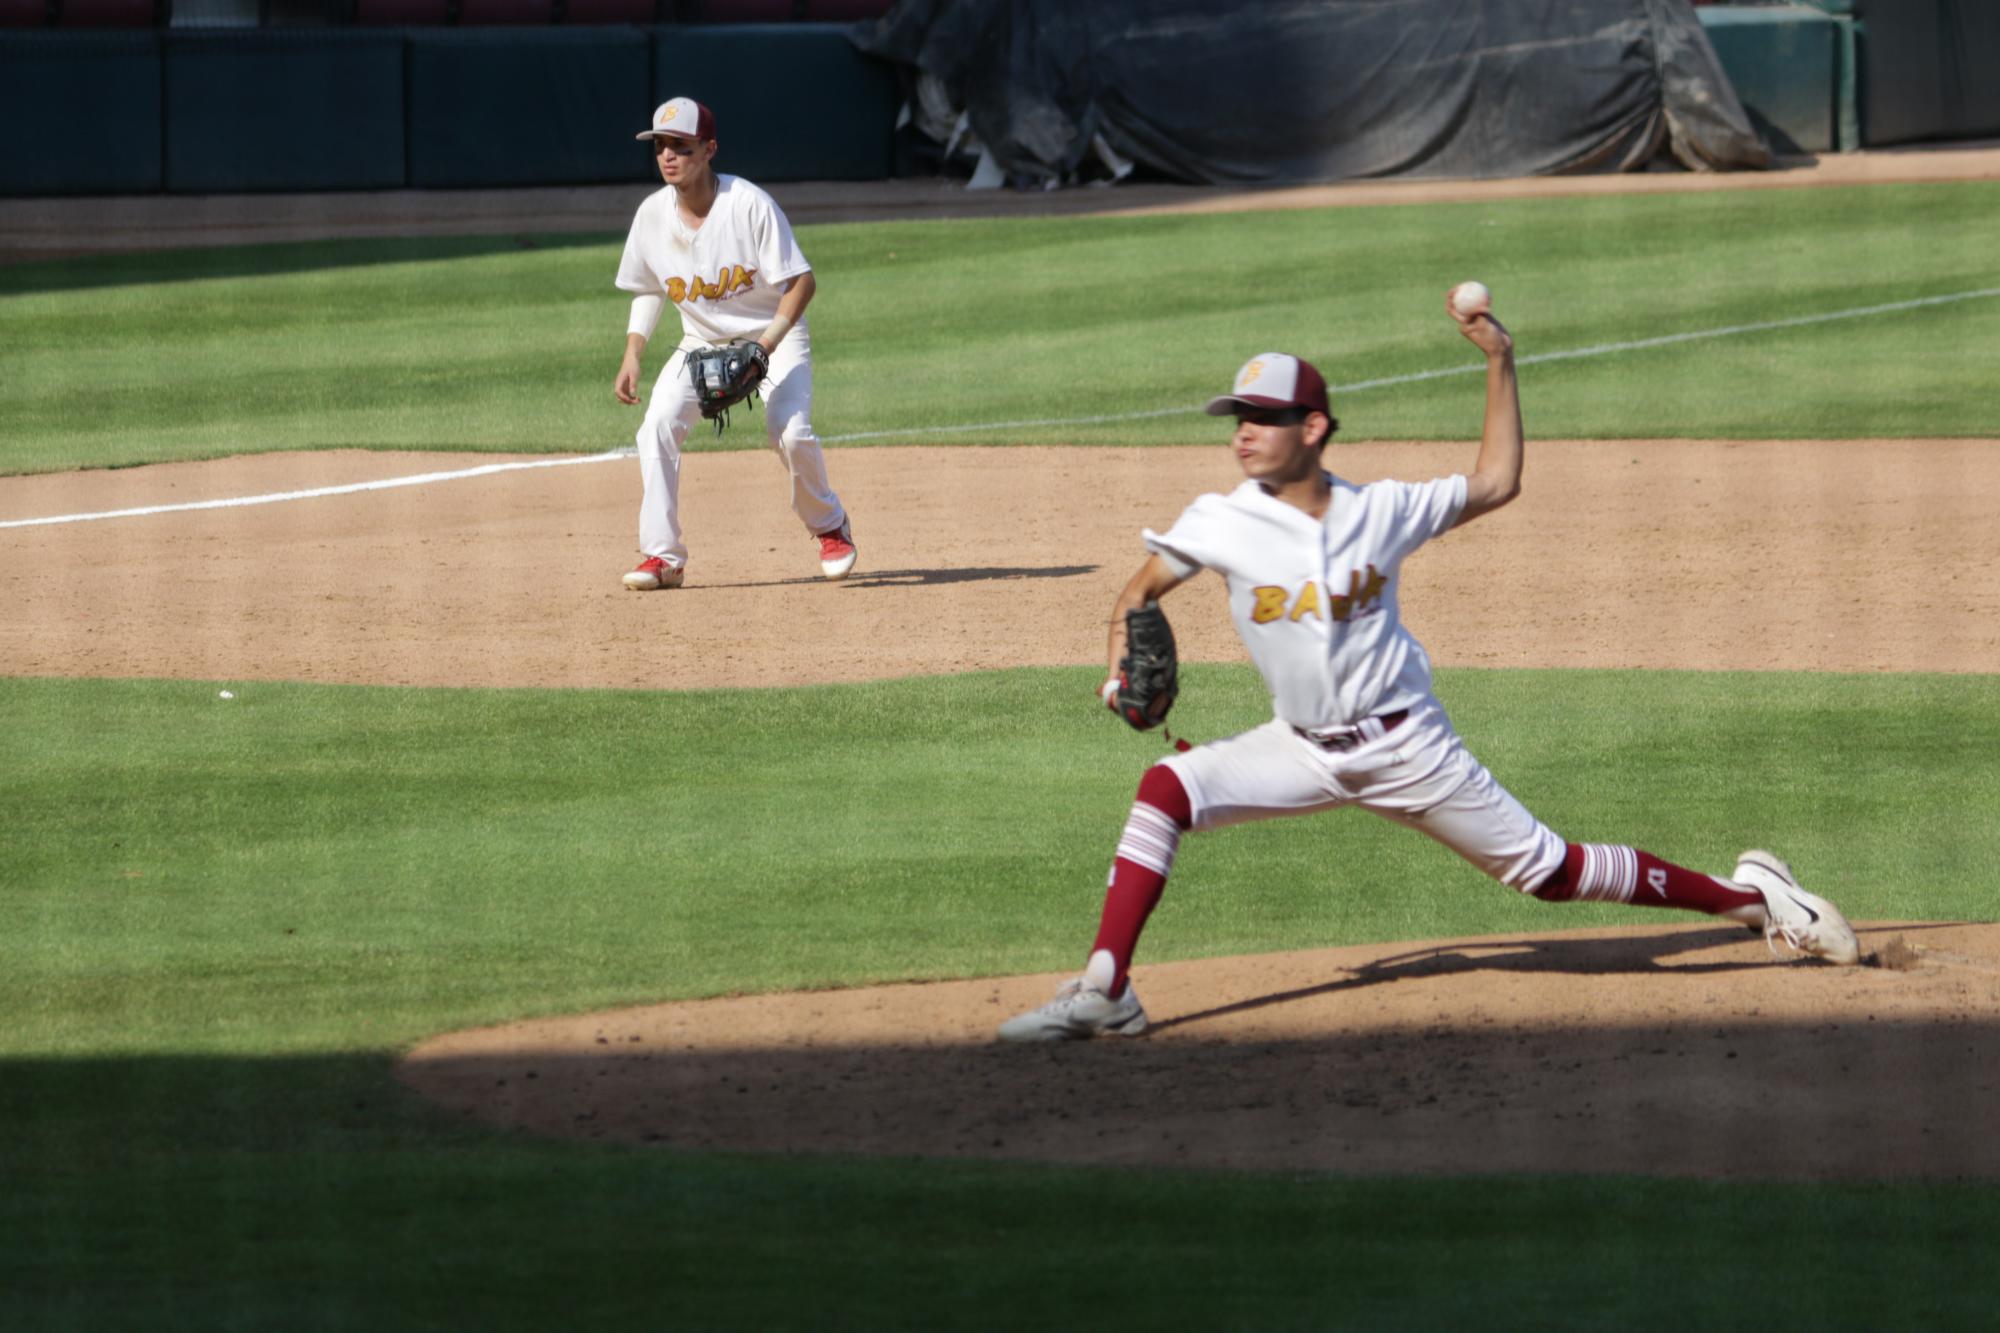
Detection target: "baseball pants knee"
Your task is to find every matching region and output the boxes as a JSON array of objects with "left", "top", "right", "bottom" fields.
[
  {"left": 1161, "top": 705, "right": 1565, "bottom": 891},
  {"left": 634, "top": 347, "right": 700, "bottom": 565},
  {"left": 760, "top": 336, "right": 844, "bottom": 538}
]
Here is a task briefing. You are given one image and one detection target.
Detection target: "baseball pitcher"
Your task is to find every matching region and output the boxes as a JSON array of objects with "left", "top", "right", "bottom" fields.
[{"left": 1001, "top": 292, "right": 1861, "bottom": 1042}]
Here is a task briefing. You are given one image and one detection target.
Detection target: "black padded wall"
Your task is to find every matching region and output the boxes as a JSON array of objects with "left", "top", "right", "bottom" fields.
[
  {"left": 164, "top": 31, "right": 405, "bottom": 193},
  {"left": 0, "top": 32, "right": 163, "bottom": 195},
  {"left": 406, "top": 28, "right": 652, "bottom": 187},
  {"left": 652, "top": 23, "right": 899, "bottom": 182}
]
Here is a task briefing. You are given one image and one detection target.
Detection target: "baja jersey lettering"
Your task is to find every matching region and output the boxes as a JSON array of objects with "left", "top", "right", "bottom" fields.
[
  {"left": 666, "top": 265, "right": 757, "bottom": 305},
  {"left": 1252, "top": 565, "right": 1388, "bottom": 626}
]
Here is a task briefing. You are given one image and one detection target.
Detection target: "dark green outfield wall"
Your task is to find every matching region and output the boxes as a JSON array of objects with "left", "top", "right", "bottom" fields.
[
  {"left": 165, "top": 31, "right": 408, "bottom": 192},
  {"left": 404, "top": 28, "right": 652, "bottom": 188},
  {"left": 1848, "top": 0, "right": 2000, "bottom": 146},
  {"left": 3, "top": 6, "right": 1995, "bottom": 197},
  {"left": 0, "top": 33, "right": 163, "bottom": 195},
  {"left": 0, "top": 22, "right": 900, "bottom": 196},
  {"left": 1699, "top": 0, "right": 2000, "bottom": 153},
  {"left": 1700, "top": 5, "right": 1844, "bottom": 154}
]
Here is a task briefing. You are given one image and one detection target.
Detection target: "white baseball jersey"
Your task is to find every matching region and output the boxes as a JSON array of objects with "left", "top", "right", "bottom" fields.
[
  {"left": 1144, "top": 472, "right": 1468, "bottom": 729},
  {"left": 615, "top": 174, "right": 811, "bottom": 346}
]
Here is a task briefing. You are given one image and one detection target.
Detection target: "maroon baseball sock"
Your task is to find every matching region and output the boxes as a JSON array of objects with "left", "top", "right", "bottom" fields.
[
  {"left": 1534, "top": 843, "right": 1764, "bottom": 917},
  {"left": 1087, "top": 765, "right": 1193, "bottom": 993}
]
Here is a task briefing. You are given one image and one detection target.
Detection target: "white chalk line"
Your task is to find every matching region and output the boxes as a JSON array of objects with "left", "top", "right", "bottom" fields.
[
  {"left": 6, "top": 285, "right": 1995, "bottom": 531},
  {"left": 823, "top": 286, "right": 2000, "bottom": 442},
  {"left": 0, "top": 449, "right": 631, "bottom": 530}
]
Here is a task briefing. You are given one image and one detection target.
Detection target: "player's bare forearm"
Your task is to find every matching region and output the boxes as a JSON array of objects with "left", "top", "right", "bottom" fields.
[
  {"left": 614, "top": 332, "right": 648, "bottom": 406},
  {"left": 1455, "top": 319, "right": 1522, "bottom": 526},
  {"left": 758, "top": 272, "right": 815, "bottom": 351},
  {"left": 1105, "top": 555, "right": 1186, "bottom": 680}
]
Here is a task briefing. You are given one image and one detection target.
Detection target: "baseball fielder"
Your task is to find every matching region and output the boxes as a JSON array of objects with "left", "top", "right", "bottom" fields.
[
  {"left": 614, "top": 97, "right": 857, "bottom": 590},
  {"left": 1001, "top": 294, "right": 1861, "bottom": 1042}
]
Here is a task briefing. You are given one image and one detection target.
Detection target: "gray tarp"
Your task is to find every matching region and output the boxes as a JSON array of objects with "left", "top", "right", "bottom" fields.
[{"left": 853, "top": 0, "right": 1768, "bottom": 187}]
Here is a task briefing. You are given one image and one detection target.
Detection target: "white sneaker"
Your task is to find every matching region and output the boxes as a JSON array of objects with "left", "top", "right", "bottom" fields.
[
  {"left": 998, "top": 977, "right": 1149, "bottom": 1042},
  {"left": 1734, "top": 849, "right": 1861, "bottom": 966}
]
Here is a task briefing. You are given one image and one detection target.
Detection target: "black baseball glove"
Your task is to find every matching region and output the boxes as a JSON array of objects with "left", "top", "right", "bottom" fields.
[
  {"left": 1108, "top": 600, "right": 1179, "bottom": 731},
  {"left": 686, "top": 342, "right": 769, "bottom": 432}
]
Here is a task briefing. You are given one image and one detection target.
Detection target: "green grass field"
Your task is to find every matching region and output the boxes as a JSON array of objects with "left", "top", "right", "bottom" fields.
[
  {"left": 6, "top": 668, "right": 2000, "bottom": 1329},
  {"left": 2, "top": 181, "right": 1998, "bottom": 474},
  {"left": 6, "top": 181, "right": 2000, "bottom": 1329},
  {"left": 9, "top": 668, "right": 1995, "bottom": 1059}
]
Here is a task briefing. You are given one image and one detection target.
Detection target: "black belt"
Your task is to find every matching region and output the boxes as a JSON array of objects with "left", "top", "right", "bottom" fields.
[{"left": 1293, "top": 709, "right": 1409, "bottom": 752}]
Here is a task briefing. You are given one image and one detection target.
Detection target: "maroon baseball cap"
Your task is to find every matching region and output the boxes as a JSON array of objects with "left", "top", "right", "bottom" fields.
[
  {"left": 1203, "top": 353, "right": 1332, "bottom": 416},
  {"left": 637, "top": 97, "right": 715, "bottom": 142}
]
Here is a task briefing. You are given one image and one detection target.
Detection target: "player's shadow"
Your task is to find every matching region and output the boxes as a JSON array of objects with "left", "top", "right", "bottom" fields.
[
  {"left": 700, "top": 564, "right": 1097, "bottom": 590},
  {"left": 1150, "top": 922, "right": 1917, "bottom": 1036},
  {"left": 0, "top": 232, "right": 615, "bottom": 297}
]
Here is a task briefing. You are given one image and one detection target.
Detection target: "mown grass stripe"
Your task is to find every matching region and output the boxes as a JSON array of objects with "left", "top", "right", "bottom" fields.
[{"left": 9, "top": 284, "right": 1997, "bottom": 530}]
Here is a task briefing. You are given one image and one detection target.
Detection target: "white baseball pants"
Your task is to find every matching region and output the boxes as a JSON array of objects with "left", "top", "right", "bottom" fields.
[
  {"left": 1160, "top": 700, "right": 1567, "bottom": 892},
  {"left": 634, "top": 331, "right": 846, "bottom": 568}
]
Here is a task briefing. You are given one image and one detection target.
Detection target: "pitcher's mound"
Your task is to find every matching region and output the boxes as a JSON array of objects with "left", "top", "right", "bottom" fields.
[{"left": 400, "top": 920, "right": 2000, "bottom": 1180}]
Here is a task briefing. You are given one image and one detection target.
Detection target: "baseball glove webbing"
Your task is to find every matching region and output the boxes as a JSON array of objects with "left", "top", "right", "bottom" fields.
[
  {"left": 686, "top": 342, "right": 769, "bottom": 433},
  {"left": 1113, "top": 600, "right": 1179, "bottom": 732}
]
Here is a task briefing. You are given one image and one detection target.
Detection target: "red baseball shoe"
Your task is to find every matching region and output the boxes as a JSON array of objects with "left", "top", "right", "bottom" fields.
[
  {"left": 622, "top": 556, "right": 685, "bottom": 591},
  {"left": 816, "top": 521, "right": 857, "bottom": 581}
]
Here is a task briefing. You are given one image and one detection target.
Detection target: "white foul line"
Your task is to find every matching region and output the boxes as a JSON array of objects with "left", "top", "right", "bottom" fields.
[
  {"left": 821, "top": 286, "right": 2000, "bottom": 442},
  {"left": 6, "top": 286, "right": 1995, "bottom": 530},
  {"left": 0, "top": 449, "right": 631, "bottom": 530}
]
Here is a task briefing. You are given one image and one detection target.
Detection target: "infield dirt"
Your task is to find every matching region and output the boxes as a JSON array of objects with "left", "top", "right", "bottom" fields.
[
  {"left": 7, "top": 151, "right": 1998, "bottom": 1179},
  {"left": 11, "top": 436, "right": 2000, "bottom": 1179},
  {"left": 6, "top": 439, "right": 1998, "bottom": 686}
]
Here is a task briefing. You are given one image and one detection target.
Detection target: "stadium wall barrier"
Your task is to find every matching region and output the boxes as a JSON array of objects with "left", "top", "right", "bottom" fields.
[
  {"left": 1696, "top": 4, "right": 1839, "bottom": 155},
  {"left": 650, "top": 24, "right": 899, "bottom": 182},
  {"left": 1850, "top": 0, "right": 2000, "bottom": 147},
  {"left": 0, "top": 22, "right": 892, "bottom": 196},
  {"left": 165, "top": 31, "right": 406, "bottom": 192},
  {"left": 405, "top": 27, "right": 650, "bottom": 188},
  {"left": 0, "top": 32, "right": 163, "bottom": 195},
  {"left": 7, "top": 11, "right": 1997, "bottom": 197}
]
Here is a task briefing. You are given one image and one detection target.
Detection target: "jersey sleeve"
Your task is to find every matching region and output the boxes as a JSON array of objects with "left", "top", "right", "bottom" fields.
[
  {"left": 747, "top": 188, "right": 811, "bottom": 286},
  {"left": 1390, "top": 475, "right": 1469, "bottom": 551},
  {"left": 614, "top": 204, "right": 662, "bottom": 295},
  {"left": 1142, "top": 495, "right": 1230, "bottom": 579}
]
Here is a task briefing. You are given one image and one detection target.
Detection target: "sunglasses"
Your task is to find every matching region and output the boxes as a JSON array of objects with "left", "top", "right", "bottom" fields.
[{"left": 1234, "top": 406, "right": 1310, "bottom": 427}]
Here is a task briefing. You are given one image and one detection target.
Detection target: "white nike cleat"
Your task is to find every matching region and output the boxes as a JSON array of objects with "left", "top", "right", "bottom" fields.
[
  {"left": 998, "top": 977, "right": 1149, "bottom": 1042},
  {"left": 1734, "top": 849, "right": 1861, "bottom": 966}
]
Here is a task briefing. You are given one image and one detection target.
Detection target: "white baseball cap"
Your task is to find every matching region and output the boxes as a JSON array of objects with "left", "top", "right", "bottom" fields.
[
  {"left": 637, "top": 97, "right": 715, "bottom": 142},
  {"left": 1203, "top": 352, "right": 1332, "bottom": 416}
]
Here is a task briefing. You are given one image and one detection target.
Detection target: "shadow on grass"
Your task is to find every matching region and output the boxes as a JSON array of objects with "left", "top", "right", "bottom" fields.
[
  {"left": 0, "top": 233, "right": 619, "bottom": 298},
  {"left": 5, "top": 994, "right": 2000, "bottom": 1330}
]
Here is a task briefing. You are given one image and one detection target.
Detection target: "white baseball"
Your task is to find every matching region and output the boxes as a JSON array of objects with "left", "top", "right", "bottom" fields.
[
  {"left": 1451, "top": 281, "right": 1491, "bottom": 318},
  {"left": 218, "top": 690, "right": 235, "bottom": 700}
]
